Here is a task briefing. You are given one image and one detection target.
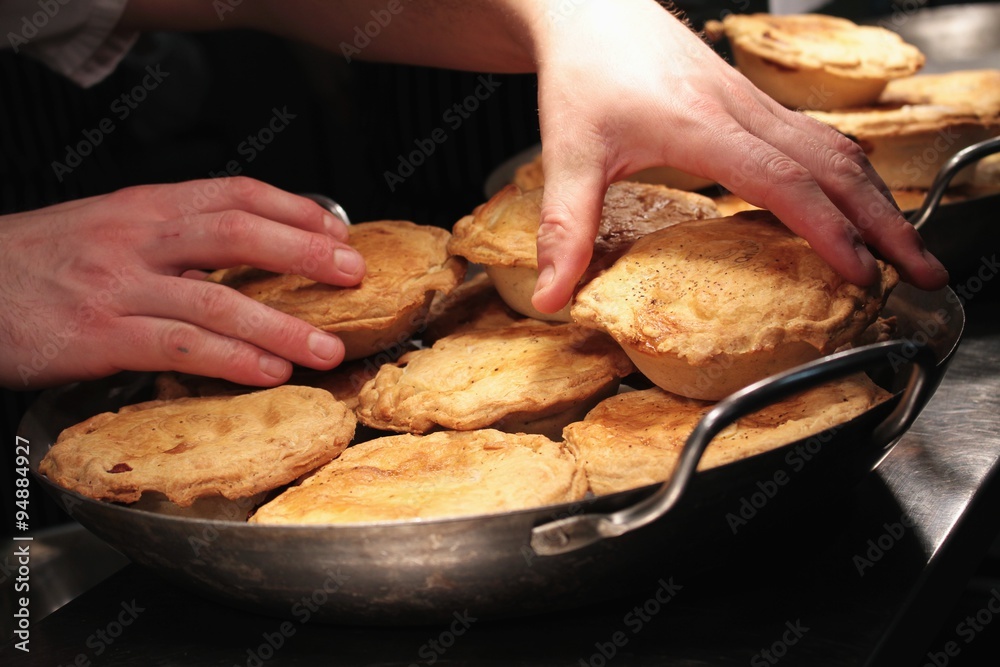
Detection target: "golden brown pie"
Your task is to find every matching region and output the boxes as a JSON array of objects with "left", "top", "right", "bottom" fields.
[
  {"left": 355, "top": 322, "right": 635, "bottom": 439},
  {"left": 563, "top": 376, "right": 891, "bottom": 496},
  {"left": 805, "top": 103, "right": 997, "bottom": 189},
  {"left": 249, "top": 429, "right": 587, "bottom": 524},
  {"left": 38, "top": 386, "right": 356, "bottom": 509},
  {"left": 209, "top": 220, "right": 466, "bottom": 360},
  {"left": 570, "top": 210, "right": 898, "bottom": 400},
  {"left": 512, "top": 150, "right": 715, "bottom": 193},
  {"left": 708, "top": 13, "right": 924, "bottom": 110},
  {"left": 449, "top": 182, "right": 719, "bottom": 321}
]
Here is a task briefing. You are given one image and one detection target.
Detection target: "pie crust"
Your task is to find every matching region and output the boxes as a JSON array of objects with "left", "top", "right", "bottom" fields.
[
  {"left": 209, "top": 220, "right": 466, "bottom": 360},
  {"left": 570, "top": 210, "right": 898, "bottom": 400},
  {"left": 249, "top": 429, "right": 587, "bottom": 524},
  {"left": 39, "top": 386, "right": 356, "bottom": 507}
]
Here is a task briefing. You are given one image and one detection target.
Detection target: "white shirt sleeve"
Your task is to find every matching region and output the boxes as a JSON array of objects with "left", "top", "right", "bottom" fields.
[{"left": 1, "top": 0, "right": 138, "bottom": 88}]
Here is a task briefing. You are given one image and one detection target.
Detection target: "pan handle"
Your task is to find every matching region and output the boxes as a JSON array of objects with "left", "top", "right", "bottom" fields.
[
  {"left": 530, "top": 339, "right": 937, "bottom": 557},
  {"left": 299, "top": 192, "right": 352, "bottom": 226},
  {"left": 908, "top": 135, "right": 1000, "bottom": 230}
]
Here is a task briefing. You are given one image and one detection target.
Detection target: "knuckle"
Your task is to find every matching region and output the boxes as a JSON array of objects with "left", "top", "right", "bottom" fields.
[
  {"left": 223, "top": 175, "right": 266, "bottom": 202},
  {"left": 761, "top": 154, "right": 810, "bottom": 189},
  {"left": 192, "top": 284, "right": 235, "bottom": 321},
  {"left": 213, "top": 209, "right": 257, "bottom": 245},
  {"left": 295, "top": 234, "right": 334, "bottom": 274}
]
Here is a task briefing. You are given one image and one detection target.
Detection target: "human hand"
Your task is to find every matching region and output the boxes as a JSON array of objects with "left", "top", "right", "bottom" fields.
[
  {"left": 527, "top": 0, "right": 950, "bottom": 313},
  {"left": 0, "top": 178, "right": 365, "bottom": 390}
]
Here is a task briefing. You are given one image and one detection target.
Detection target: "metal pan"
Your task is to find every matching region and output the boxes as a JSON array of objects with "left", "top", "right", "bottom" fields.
[{"left": 23, "top": 282, "right": 963, "bottom": 625}]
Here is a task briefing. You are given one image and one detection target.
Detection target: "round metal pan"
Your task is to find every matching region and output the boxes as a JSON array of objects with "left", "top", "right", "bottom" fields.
[{"left": 24, "top": 283, "right": 963, "bottom": 625}]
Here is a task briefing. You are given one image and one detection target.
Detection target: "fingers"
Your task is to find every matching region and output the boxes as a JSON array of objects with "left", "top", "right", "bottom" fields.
[
  {"left": 122, "top": 276, "right": 346, "bottom": 372},
  {"left": 148, "top": 210, "right": 365, "bottom": 287},
  {"left": 109, "top": 315, "right": 297, "bottom": 386},
  {"left": 769, "top": 112, "right": 949, "bottom": 288},
  {"left": 109, "top": 177, "right": 351, "bottom": 242},
  {"left": 530, "top": 145, "right": 608, "bottom": 314},
  {"left": 728, "top": 104, "right": 949, "bottom": 289}
]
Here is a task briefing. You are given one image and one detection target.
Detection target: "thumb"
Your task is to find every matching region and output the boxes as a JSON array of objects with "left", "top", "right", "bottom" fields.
[{"left": 530, "top": 149, "right": 607, "bottom": 314}]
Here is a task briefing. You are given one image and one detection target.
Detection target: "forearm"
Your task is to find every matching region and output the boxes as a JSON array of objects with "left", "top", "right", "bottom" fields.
[{"left": 119, "top": 0, "right": 558, "bottom": 73}]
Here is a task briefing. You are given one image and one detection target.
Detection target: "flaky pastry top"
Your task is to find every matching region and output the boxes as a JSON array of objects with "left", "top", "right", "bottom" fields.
[
  {"left": 249, "top": 429, "right": 587, "bottom": 524},
  {"left": 806, "top": 103, "right": 995, "bottom": 139},
  {"left": 718, "top": 13, "right": 924, "bottom": 80},
  {"left": 39, "top": 386, "right": 356, "bottom": 506},
  {"left": 355, "top": 322, "right": 635, "bottom": 433},
  {"left": 563, "top": 376, "right": 890, "bottom": 495},
  {"left": 570, "top": 211, "right": 898, "bottom": 365},
  {"left": 209, "top": 220, "right": 465, "bottom": 332}
]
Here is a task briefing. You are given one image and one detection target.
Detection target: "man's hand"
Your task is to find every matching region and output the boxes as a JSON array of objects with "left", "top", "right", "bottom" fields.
[
  {"left": 526, "top": 1, "right": 949, "bottom": 312},
  {"left": 0, "top": 178, "right": 364, "bottom": 389}
]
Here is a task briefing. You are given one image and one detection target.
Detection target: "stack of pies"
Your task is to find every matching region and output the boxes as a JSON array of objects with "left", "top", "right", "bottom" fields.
[
  {"left": 707, "top": 13, "right": 1000, "bottom": 196},
  {"left": 706, "top": 13, "right": 924, "bottom": 111}
]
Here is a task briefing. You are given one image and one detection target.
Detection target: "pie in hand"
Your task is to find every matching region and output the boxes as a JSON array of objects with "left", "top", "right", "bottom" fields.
[
  {"left": 209, "top": 220, "right": 466, "bottom": 361},
  {"left": 355, "top": 322, "right": 635, "bottom": 439},
  {"left": 448, "top": 181, "right": 718, "bottom": 321},
  {"left": 249, "top": 429, "right": 587, "bottom": 524},
  {"left": 570, "top": 210, "right": 899, "bottom": 400}
]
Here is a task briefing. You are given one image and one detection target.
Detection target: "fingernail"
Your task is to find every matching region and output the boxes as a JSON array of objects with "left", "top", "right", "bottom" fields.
[
  {"left": 259, "top": 354, "right": 289, "bottom": 379},
  {"left": 333, "top": 248, "right": 364, "bottom": 276},
  {"left": 534, "top": 265, "right": 555, "bottom": 295},
  {"left": 854, "top": 241, "right": 880, "bottom": 282},
  {"left": 308, "top": 331, "right": 340, "bottom": 361}
]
